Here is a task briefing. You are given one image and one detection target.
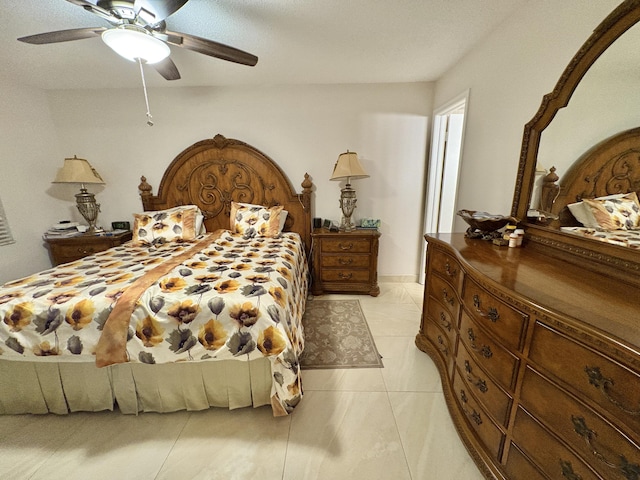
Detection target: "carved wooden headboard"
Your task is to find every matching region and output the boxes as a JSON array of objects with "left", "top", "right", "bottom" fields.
[
  {"left": 551, "top": 126, "right": 640, "bottom": 225},
  {"left": 138, "top": 134, "right": 314, "bottom": 255}
]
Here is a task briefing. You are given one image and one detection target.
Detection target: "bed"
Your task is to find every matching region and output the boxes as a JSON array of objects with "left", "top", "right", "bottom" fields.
[
  {"left": 0, "top": 134, "right": 313, "bottom": 417},
  {"left": 541, "top": 126, "right": 640, "bottom": 247}
]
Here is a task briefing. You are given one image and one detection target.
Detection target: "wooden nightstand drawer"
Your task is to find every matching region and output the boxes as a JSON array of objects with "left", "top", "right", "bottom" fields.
[
  {"left": 321, "top": 238, "right": 371, "bottom": 253},
  {"left": 321, "top": 255, "right": 370, "bottom": 268},
  {"left": 311, "top": 228, "right": 380, "bottom": 296},
  {"left": 45, "top": 231, "right": 133, "bottom": 266},
  {"left": 320, "top": 269, "right": 371, "bottom": 283}
]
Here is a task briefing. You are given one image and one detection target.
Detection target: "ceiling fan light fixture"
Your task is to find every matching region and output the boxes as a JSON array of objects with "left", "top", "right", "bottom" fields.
[{"left": 101, "top": 25, "right": 170, "bottom": 64}]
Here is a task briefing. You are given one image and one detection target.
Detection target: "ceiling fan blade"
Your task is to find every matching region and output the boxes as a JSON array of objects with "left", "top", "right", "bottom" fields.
[
  {"left": 65, "top": 0, "right": 117, "bottom": 22},
  {"left": 152, "top": 57, "right": 181, "bottom": 80},
  {"left": 134, "top": 0, "right": 189, "bottom": 24},
  {"left": 18, "top": 27, "right": 106, "bottom": 45},
  {"left": 166, "top": 30, "right": 258, "bottom": 66}
]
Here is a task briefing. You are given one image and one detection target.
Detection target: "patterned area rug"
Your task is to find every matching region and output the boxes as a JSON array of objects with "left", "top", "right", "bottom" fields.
[{"left": 300, "top": 299, "right": 383, "bottom": 369}]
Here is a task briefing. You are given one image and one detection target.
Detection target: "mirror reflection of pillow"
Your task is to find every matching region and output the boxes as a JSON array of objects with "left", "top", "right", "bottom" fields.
[{"left": 581, "top": 192, "right": 640, "bottom": 231}]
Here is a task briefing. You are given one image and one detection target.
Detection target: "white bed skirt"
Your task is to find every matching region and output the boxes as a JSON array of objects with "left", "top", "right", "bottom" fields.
[{"left": 0, "top": 357, "right": 273, "bottom": 415}]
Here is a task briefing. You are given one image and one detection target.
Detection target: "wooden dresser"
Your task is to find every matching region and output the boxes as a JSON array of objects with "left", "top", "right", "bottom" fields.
[
  {"left": 310, "top": 228, "right": 380, "bottom": 296},
  {"left": 416, "top": 233, "right": 640, "bottom": 480}
]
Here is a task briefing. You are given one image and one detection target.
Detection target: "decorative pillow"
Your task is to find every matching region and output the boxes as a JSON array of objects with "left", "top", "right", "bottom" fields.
[
  {"left": 230, "top": 202, "right": 284, "bottom": 238},
  {"left": 132, "top": 205, "right": 200, "bottom": 245},
  {"left": 581, "top": 192, "right": 640, "bottom": 231}
]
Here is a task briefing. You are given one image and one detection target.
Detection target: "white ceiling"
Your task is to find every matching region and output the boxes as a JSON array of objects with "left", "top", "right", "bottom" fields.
[{"left": 1, "top": 0, "right": 526, "bottom": 90}]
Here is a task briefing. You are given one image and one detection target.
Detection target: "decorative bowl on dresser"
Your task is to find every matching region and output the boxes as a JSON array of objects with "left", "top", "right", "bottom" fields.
[
  {"left": 45, "top": 230, "right": 133, "bottom": 266},
  {"left": 416, "top": 1, "right": 640, "bottom": 479},
  {"left": 311, "top": 227, "right": 380, "bottom": 296}
]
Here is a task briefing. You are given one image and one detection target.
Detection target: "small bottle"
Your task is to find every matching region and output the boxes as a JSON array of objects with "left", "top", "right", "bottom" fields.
[
  {"left": 514, "top": 229, "right": 525, "bottom": 247},
  {"left": 509, "top": 233, "right": 518, "bottom": 248}
]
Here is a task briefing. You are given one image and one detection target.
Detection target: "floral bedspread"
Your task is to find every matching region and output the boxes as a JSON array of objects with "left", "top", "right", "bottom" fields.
[
  {"left": 560, "top": 226, "right": 640, "bottom": 249},
  {"left": 0, "top": 231, "right": 308, "bottom": 415}
]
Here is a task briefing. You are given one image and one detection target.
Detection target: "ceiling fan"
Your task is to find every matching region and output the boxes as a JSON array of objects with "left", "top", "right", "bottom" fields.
[{"left": 17, "top": 0, "right": 259, "bottom": 81}]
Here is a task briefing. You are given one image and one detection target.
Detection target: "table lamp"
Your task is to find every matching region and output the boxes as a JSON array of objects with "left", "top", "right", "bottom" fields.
[
  {"left": 52, "top": 156, "right": 106, "bottom": 233},
  {"left": 330, "top": 150, "right": 369, "bottom": 232}
]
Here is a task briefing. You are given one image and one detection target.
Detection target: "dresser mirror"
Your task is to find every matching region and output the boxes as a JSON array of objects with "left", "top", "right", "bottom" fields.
[{"left": 511, "top": 0, "right": 640, "bottom": 283}]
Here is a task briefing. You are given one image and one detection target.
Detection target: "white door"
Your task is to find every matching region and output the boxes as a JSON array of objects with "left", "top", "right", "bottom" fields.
[{"left": 420, "top": 91, "right": 468, "bottom": 283}]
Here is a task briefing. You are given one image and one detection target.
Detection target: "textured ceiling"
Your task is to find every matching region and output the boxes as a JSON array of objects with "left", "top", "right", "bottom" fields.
[{"left": 1, "top": 0, "right": 526, "bottom": 90}]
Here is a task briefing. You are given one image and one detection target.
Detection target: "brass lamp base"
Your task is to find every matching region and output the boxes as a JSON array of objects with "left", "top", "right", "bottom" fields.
[
  {"left": 339, "top": 184, "right": 357, "bottom": 232},
  {"left": 75, "top": 187, "right": 102, "bottom": 233}
]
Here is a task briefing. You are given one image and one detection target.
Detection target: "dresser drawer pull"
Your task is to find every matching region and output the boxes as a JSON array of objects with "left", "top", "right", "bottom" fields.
[
  {"left": 585, "top": 366, "right": 640, "bottom": 416},
  {"left": 467, "top": 328, "right": 493, "bottom": 358},
  {"left": 560, "top": 460, "right": 583, "bottom": 480},
  {"left": 460, "top": 389, "right": 483, "bottom": 425},
  {"left": 338, "top": 242, "right": 354, "bottom": 251},
  {"left": 445, "top": 261, "right": 457, "bottom": 277},
  {"left": 437, "top": 335, "right": 449, "bottom": 355},
  {"left": 338, "top": 272, "right": 353, "bottom": 280},
  {"left": 439, "top": 312, "right": 452, "bottom": 331},
  {"left": 464, "top": 360, "right": 488, "bottom": 393},
  {"left": 338, "top": 258, "right": 353, "bottom": 266},
  {"left": 571, "top": 415, "right": 640, "bottom": 478},
  {"left": 442, "top": 288, "right": 455, "bottom": 306},
  {"left": 472, "top": 294, "right": 500, "bottom": 322}
]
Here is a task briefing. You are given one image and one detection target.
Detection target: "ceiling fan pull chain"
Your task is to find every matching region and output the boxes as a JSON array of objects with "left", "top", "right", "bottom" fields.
[{"left": 137, "top": 57, "right": 154, "bottom": 126}]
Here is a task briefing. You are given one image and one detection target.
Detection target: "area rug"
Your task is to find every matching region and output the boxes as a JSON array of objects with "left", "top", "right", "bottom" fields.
[{"left": 300, "top": 299, "right": 383, "bottom": 369}]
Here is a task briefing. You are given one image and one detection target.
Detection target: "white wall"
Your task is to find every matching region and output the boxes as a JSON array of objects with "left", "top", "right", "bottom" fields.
[
  {"left": 0, "top": 81, "right": 67, "bottom": 282},
  {"left": 40, "top": 83, "right": 432, "bottom": 280},
  {"left": 434, "top": 0, "right": 621, "bottom": 231}
]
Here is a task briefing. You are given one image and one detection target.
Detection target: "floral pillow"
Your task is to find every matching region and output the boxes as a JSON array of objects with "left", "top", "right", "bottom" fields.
[
  {"left": 230, "top": 202, "right": 284, "bottom": 238},
  {"left": 132, "top": 205, "right": 200, "bottom": 245},
  {"left": 582, "top": 192, "right": 640, "bottom": 231}
]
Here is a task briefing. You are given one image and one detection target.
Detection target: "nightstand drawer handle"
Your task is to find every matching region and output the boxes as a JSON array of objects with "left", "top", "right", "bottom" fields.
[
  {"left": 77, "top": 248, "right": 91, "bottom": 254},
  {"left": 338, "top": 272, "right": 353, "bottom": 280},
  {"left": 338, "top": 258, "right": 353, "bottom": 265},
  {"left": 338, "top": 242, "right": 354, "bottom": 251}
]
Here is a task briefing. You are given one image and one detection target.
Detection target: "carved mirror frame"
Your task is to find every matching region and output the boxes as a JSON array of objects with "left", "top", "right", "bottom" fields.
[{"left": 511, "top": 0, "right": 640, "bottom": 284}]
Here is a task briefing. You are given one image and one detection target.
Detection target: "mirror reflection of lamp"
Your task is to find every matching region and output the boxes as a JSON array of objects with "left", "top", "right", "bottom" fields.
[
  {"left": 330, "top": 151, "right": 369, "bottom": 232},
  {"left": 52, "top": 156, "right": 106, "bottom": 233}
]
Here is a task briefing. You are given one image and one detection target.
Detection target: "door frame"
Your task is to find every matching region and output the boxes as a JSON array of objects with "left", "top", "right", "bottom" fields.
[{"left": 420, "top": 89, "right": 469, "bottom": 283}]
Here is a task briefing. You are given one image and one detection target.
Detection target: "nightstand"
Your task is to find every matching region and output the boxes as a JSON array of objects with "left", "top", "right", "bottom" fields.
[
  {"left": 311, "top": 228, "right": 380, "bottom": 296},
  {"left": 45, "top": 231, "right": 133, "bottom": 266}
]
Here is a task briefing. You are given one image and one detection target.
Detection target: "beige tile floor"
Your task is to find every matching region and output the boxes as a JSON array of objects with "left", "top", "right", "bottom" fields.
[{"left": 0, "top": 283, "right": 484, "bottom": 480}]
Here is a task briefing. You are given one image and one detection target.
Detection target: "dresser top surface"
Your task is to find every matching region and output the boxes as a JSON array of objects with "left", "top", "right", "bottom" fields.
[{"left": 426, "top": 233, "right": 640, "bottom": 355}]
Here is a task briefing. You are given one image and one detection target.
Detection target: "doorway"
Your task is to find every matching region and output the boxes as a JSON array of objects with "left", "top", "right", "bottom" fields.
[{"left": 420, "top": 90, "right": 468, "bottom": 283}]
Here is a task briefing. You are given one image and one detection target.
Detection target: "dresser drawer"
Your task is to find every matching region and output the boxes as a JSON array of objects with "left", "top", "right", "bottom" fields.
[
  {"left": 529, "top": 322, "right": 640, "bottom": 438},
  {"left": 321, "top": 238, "right": 371, "bottom": 253},
  {"left": 452, "top": 368, "right": 505, "bottom": 460},
  {"left": 425, "top": 320, "right": 454, "bottom": 375},
  {"left": 456, "top": 342, "right": 512, "bottom": 426},
  {"left": 462, "top": 277, "right": 528, "bottom": 351},
  {"left": 459, "top": 310, "right": 519, "bottom": 392},
  {"left": 427, "top": 273, "right": 460, "bottom": 320},
  {"left": 320, "top": 269, "right": 371, "bottom": 283},
  {"left": 321, "top": 255, "right": 370, "bottom": 268},
  {"left": 511, "top": 407, "right": 601, "bottom": 480},
  {"left": 503, "top": 444, "right": 547, "bottom": 480},
  {"left": 520, "top": 366, "right": 640, "bottom": 480},
  {"left": 429, "top": 247, "right": 463, "bottom": 290},
  {"left": 427, "top": 295, "right": 457, "bottom": 340}
]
